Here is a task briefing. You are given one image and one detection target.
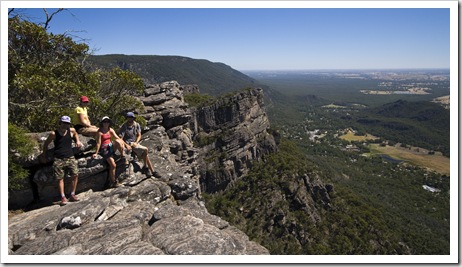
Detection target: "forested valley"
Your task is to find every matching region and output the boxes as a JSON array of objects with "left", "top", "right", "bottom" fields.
[{"left": 205, "top": 71, "right": 451, "bottom": 255}]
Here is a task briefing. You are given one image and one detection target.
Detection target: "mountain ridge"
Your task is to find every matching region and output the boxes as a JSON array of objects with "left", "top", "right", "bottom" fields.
[{"left": 87, "top": 54, "right": 261, "bottom": 96}]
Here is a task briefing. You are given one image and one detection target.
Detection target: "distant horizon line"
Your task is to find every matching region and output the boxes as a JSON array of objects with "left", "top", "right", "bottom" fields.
[
  {"left": 90, "top": 54, "right": 449, "bottom": 72},
  {"left": 238, "top": 68, "right": 450, "bottom": 72}
]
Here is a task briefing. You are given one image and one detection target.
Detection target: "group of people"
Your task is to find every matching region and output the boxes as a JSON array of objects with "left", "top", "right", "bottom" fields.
[{"left": 41, "top": 96, "right": 156, "bottom": 205}]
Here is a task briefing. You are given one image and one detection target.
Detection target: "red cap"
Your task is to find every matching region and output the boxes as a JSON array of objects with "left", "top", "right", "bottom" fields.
[{"left": 80, "top": 96, "right": 89, "bottom": 103}]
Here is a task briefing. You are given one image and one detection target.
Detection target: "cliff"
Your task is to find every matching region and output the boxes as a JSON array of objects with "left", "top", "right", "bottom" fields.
[
  {"left": 7, "top": 81, "right": 274, "bottom": 256},
  {"left": 8, "top": 80, "right": 335, "bottom": 256},
  {"left": 191, "top": 88, "right": 277, "bottom": 193}
]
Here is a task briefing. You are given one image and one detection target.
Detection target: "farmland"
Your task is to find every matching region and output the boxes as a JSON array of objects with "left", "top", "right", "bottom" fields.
[{"left": 367, "top": 143, "right": 450, "bottom": 175}]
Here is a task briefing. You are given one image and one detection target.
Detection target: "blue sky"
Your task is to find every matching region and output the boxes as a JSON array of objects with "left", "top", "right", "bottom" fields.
[{"left": 10, "top": 5, "right": 451, "bottom": 71}]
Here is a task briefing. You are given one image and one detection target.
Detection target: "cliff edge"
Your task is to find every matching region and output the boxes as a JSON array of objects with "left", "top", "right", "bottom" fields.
[{"left": 8, "top": 81, "right": 274, "bottom": 256}]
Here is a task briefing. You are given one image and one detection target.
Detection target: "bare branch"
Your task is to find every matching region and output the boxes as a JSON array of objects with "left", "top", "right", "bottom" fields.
[{"left": 43, "top": 8, "right": 64, "bottom": 29}]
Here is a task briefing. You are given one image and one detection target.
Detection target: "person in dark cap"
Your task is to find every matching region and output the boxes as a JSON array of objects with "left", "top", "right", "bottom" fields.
[
  {"left": 118, "top": 112, "right": 157, "bottom": 178},
  {"left": 72, "top": 95, "right": 98, "bottom": 137},
  {"left": 40, "top": 116, "right": 82, "bottom": 205}
]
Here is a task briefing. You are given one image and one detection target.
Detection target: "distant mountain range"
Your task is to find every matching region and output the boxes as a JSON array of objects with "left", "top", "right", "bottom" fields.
[{"left": 87, "top": 54, "right": 261, "bottom": 96}]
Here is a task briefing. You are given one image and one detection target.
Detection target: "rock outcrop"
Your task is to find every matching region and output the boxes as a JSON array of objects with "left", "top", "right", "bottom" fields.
[
  {"left": 8, "top": 81, "right": 273, "bottom": 255},
  {"left": 191, "top": 88, "right": 277, "bottom": 193},
  {"left": 8, "top": 80, "right": 334, "bottom": 256}
]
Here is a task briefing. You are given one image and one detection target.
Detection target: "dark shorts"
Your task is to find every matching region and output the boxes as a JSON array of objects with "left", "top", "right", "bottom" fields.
[
  {"left": 53, "top": 157, "right": 78, "bottom": 180},
  {"left": 100, "top": 143, "right": 114, "bottom": 159}
]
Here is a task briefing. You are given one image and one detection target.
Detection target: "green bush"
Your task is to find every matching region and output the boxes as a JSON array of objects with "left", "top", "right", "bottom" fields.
[
  {"left": 184, "top": 93, "right": 214, "bottom": 108},
  {"left": 8, "top": 123, "right": 36, "bottom": 190}
]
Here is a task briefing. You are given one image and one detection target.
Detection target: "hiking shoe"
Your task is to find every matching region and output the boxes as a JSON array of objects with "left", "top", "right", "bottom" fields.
[
  {"left": 145, "top": 169, "right": 153, "bottom": 178},
  {"left": 111, "top": 181, "right": 123, "bottom": 188},
  {"left": 153, "top": 171, "right": 161, "bottom": 178},
  {"left": 60, "top": 197, "right": 68, "bottom": 206},
  {"left": 69, "top": 194, "right": 79, "bottom": 202}
]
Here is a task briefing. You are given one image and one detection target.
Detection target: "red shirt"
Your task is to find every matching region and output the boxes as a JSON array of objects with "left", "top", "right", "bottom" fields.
[{"left": 101, "top": 131, "right": 111, "bottom": 145}]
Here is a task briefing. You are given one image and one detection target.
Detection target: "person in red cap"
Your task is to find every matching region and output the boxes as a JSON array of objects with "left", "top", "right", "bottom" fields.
[{"left": 72, "top": 96, "right": 98, "bottom": 137}]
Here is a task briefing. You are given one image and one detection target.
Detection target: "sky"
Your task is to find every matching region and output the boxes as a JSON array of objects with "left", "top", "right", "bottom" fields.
[{"left": 8, "top": 2, "right": 452, "bottom": 71}]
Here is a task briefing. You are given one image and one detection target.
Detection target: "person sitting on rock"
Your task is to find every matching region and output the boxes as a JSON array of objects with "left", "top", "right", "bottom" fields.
[
  {"left": 92, "top": 116, "right": 127, "bottom": 188},
  {"left": 118, "top": 112, "right": 157, "bottom": 178},
  {"left": 40, "top": 116, "right": 82, "bottom": 205},
  {"left": 72, "top": 95, "right": 99, "bottom": 137}
]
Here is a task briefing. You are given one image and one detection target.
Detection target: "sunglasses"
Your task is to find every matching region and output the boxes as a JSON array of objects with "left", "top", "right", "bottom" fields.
[{"left": 102, "top": 120, "right": 110, "bottom": 123}]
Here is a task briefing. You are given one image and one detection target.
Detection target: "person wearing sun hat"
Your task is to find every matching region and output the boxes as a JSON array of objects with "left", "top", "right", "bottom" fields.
[
  {"left": 92, "top": 116, "right": 127, "bottom": 188},
  {"left": 118, "top": 112, "right": 158, "bottom": 178},
  {"left": 72, "top": 95, "right": 98, "bottom": 137},
  {"left": 40, "top": 116, "right": 82, "bottom": 205}
]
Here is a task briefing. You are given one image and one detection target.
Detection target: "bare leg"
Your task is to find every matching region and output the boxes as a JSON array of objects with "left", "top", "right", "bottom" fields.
[
  {"left": 143, "top": 151, "right": 155, "bottom": 173},
  {"left": 113, "top": 139, "right": 125, "bottom": 157},
  {"left": 71, "top": 174, "right": 78, "bottom": 194},
  {"left": 107, "top": 157, "right": 116, "bottom": 182},
  {"left": 58, "top": 179, "right": 65, "bottom": 196}
]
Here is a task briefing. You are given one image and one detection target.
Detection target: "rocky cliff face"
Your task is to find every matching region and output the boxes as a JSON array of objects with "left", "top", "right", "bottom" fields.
[
  {"left": 190, "top": 88, "right": 277, "bottom": 193},
  {"left": 8, "top": 80, "right": 334, "bottom": 256},
  {"left": 8, "top": 81, "right": 274, "bottom": 256}
]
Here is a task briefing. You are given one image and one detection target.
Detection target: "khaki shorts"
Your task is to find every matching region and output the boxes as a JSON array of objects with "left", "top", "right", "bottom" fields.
[
  {"left": 53, "top": 157, "right": 78, "bottom": 179},
  {"left": 131, "top": 143, "right": 148, "bottom": 158},
  {"left": 75, "top": 125, "right": 96, "bottom": 136}
]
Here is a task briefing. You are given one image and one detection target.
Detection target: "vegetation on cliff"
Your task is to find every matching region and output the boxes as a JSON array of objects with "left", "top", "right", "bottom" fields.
[{"left": 87, "top": 54, "right": 261, "bottom": 96}]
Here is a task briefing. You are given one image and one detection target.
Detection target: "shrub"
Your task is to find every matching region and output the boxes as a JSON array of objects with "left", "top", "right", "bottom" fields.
[
  {"left": 8, "top": 123, "right": 36, "bottom": 190},
  {"left": 184, "top": 93, "right": 214, "bottom": 108}
]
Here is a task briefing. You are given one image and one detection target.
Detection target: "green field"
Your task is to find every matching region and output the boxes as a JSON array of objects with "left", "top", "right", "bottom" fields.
[{"left": 339, "top": 132, "right": 379, "bottom": 142}]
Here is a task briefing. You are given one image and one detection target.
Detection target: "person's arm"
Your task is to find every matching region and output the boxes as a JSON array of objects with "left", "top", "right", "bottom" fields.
[
  {"left": 111, "top": 128, "right": 128, "bottom": 146},
  {"left": 92, "top": 131, "right": 101, "bottom": 158},
  {"left": 118, "top": 125, "right": 132, "bottom": 150},
  {"left": 39, "top": 131, "right": 55, "bottom": 162},
  {"left": 71, "top": 127, "right": 82, "bottom": 148},
  {"left": 78, "top": 113, "right": 92, "bottom": 127},
  {"left": 133, "top": 123, "right": 142, "bottom": 145}
]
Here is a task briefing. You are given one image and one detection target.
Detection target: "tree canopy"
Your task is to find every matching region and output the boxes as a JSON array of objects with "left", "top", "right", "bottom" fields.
[
  {"left": 8, "top": 9, "right": 145, "bottom": 189},
  {"left": 8, "top": 9, "right": 145, "bottom": 133}
]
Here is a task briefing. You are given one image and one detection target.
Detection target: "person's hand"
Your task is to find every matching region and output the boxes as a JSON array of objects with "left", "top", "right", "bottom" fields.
[
  {"left": 92, "top": 153, "right": 98, "bottom": 159},
  {"left": 76, "top": 141, "right": 82, "bottom": 148}
]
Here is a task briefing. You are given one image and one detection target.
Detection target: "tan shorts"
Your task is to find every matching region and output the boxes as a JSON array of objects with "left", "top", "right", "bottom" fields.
[
  {"left": 75, "top": 125, "right": 97, "bottom": 136},
  {"left": 131, "top": 143, "right": 148, "bottom": 158}
]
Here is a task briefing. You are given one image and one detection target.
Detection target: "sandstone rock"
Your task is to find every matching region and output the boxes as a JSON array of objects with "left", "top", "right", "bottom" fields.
[
  {"left": 8, "top": 81, "right": 272, "bottom": 256},
  {"left": 192, "top": 88, "right": 277, "bottom": 193}
]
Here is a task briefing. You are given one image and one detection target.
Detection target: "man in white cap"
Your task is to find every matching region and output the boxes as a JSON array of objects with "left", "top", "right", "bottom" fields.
[{"left": 40, "top": 116, "right": 82, "bottom": 205}]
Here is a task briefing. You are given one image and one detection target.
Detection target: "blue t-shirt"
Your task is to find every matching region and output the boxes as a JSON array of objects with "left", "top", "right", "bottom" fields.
[{"left": 118, "top": 122, "right": 141, "bottom": 143}]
